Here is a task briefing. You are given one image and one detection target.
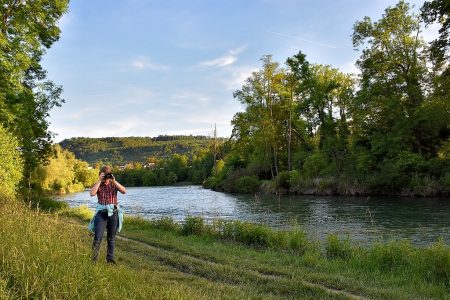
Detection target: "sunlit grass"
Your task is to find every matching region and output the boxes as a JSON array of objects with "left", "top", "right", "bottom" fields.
[
  {"left": 57, "top": 204, "right": 94, "bottom": 222},
  {"left": 2, "top": 199, "right": 450, "bottom": 299},
  {"left": 0, "top": 201, "right": 257, "bottom": 299}
]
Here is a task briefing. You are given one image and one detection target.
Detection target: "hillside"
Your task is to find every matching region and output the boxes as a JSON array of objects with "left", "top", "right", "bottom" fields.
[{"left": 59, "top": 135, "right": 224, "bottom": 165}]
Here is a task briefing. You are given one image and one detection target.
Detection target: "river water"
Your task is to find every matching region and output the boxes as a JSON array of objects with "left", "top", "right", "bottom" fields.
[{"left": 56, "top": 185, "right": 450, "bottom": 246}]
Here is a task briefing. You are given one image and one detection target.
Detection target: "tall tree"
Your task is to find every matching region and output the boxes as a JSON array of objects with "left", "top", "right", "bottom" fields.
[
  {"left": 421, "top": 0, "right": 450, "bottom": 159},
  {"left": 421, "top": 0, "right": 450, "bottom": 63},
  {"left": 352, "top": 1, "right": 429, "bottom": 158},
  {"left": 232, "top": 55, "right": 290, "bottom": 179},
  {"left": 0, "top": 0, "right": 70, "bottom": 193}
]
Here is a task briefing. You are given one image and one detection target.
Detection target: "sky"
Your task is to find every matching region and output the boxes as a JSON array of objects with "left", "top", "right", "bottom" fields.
[{"left": 42, "top": 0, "right": 436, "bottom": 142}]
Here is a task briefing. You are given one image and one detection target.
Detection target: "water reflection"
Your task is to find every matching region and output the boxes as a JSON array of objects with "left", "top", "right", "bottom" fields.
[{"left": 56, "top": 186, "right": 450, "bottom": 246}]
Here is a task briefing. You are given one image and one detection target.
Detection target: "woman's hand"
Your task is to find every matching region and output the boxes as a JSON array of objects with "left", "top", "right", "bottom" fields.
[{"left": 98, "top": 173, "right": 105, "bottom": 182}]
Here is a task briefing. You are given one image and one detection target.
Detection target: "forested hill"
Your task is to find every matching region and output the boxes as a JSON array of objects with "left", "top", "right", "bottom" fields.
[{"left": 59, "top": 135, "right": 223, "bottom": 165}]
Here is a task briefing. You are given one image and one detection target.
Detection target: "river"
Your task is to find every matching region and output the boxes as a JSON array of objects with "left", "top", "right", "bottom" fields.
[{"left": 56, "top": 185, "right": 450, "bottom": 246}]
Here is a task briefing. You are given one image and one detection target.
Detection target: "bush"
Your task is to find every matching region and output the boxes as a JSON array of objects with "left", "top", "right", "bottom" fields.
[
  {"left": 288, "top": 229, "right": 309, "bottom": 254},
  {"left": 235, "top": 175, "right": 260, "bottom": 194},
  {"left": 202, "top": 176, "right": 223, "bottom": 190},
  {"left": 152, "top": 216, "right": 181, "bottom": 232},
  {"left": 182, "top": 216, "right": 206, "bottom": 235},
  {"left": 419, "top": 239, "right": 450, "bottom": 284},
  {"left": 302, "top": 152, "right": 328, "bottom": 178},
  {"left": 368, "top": 240, "right": 414, "bottom": 271},
  {"left": 440, "top": 171, "right": 450, "bottom": 189},
  {"left": 234, "top": 222, "right": 273, "bottom": 247},
  {"left": 393, "top": 151, "right": 426, "bottom": 174},
  {"left": 275, "top": 170, "right": 300, "bottom": 190},
  {"left": 326, "top": 234, "right": 353, "bottom": 260}
]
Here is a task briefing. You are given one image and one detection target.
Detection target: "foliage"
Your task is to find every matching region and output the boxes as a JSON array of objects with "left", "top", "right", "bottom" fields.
[
  {"left": 325, "top": 234, "right": 354, "bottom": 260},
  {"left": 0, "top": 0, "right": 69, "bottom": 187},
  {"left": 33, "top": 144, "right": 97, "bottom": 194},
  {"left": 182, "top": 216, "right": 207, "bottom": 235},
  {"left": 235, "top": 175, "right": 261, "bottom": 194},
  {"left": 369, "top": 240, "right": 414, "bottom": 271},
  {"left": 0, "top": 125, "right": 23, "bottom": 199},
  {"left": 421, "top": 0, "right": 450, "bottom": 62},
  {"left": 59, "top": 135, "right": 224, "bottom": 165},
  {"left": 210, "top": 1, "right": 450, "bottom": 196}
]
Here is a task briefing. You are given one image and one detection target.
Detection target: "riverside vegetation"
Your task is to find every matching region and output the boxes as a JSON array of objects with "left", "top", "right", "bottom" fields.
[
  {"left": 1, "top": 198, "right": 450, "bottom": 299},
  {"left": 202, "top": 1, "right": 450, "bottom": 197}
]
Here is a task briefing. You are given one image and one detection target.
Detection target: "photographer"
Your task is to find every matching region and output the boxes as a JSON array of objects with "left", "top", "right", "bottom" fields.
[{"left": 88, "top": 165, "right": 126, "bottom": 264}]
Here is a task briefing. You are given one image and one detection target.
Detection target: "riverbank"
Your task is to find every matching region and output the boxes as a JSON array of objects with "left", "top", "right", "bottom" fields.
[
  {"left": 205, "top": 174, "right": 450, "bottom": 198},
  {"left": 1, "top": 199, "right": 449, "bottom": 299}
]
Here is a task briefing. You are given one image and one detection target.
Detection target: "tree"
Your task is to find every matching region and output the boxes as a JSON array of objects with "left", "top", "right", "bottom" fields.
[
  {"left": 232, "top": 55, "right": 288, "bottom": 179},
  {"left": 352, "top": 1, "right": 429, "bottom": 158},
  {"left": 0, "top": 124, "right": 23, "bottom": 199},
  {"left": 421, "top": 0, "right": 450, "bottom": 63},
  {"left": 0, "top": 0, "right": 69, "bottom": 194},
  {"left": 421, "top": 0, "right": 450, "bottom": 162},
  {"left": 287, "top": 51, "right": 354, "bottom": 174}
]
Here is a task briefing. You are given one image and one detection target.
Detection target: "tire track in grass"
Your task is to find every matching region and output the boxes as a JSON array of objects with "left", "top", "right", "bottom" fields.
[
  {"left": 65, "top": 220, "right": 365, "bottom": 299},
  {"left": 117, "top": 235, "right": 366, "bottom": 300},
  {"left": 122, "top": 232, "right": 290, "bottom": 277}
]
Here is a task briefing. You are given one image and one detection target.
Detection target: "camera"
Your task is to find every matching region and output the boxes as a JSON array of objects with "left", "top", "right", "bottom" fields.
[{"left": 104, "top": 173, "right": 113, "bottom": 179}]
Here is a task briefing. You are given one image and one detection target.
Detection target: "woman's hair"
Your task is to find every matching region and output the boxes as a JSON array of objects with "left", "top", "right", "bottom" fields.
[{"left": 100, "top": 165, "right": 112, "bottom": 174}]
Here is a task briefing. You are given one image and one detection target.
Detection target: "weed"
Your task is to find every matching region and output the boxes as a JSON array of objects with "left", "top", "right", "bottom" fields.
[{"left": 326, "top": 234, "right": 353, "bottom": 260}]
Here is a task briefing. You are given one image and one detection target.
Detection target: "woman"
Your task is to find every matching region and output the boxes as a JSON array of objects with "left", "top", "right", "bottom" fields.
[{"left": 89, "top": 165, "right": 126, "bottom": 264}]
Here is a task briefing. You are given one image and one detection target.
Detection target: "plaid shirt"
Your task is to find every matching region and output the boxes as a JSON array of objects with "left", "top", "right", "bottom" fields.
[{"left": 97, "top": 182, "right": 118, "bottom": 205}]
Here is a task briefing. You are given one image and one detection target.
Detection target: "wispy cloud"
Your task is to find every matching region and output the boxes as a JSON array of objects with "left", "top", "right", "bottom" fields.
[
  {"left": 130, "top": 56, "right": 169, "bottom": 71},
  {"left": 170, "top": 91, "right": 212, "bottom": 106},
  {"left": 266, "top": 30, "right": 336, "bottom": 49},
  {"left": 200, "top": 47, "right": 246, "bottom": 68},
  {"left": 220, "top": 65, "right": 259, "bottom": 90}
]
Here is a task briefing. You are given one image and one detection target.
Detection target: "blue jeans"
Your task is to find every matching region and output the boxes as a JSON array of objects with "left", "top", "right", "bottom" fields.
[{"left": 92, "top": 209, "right": 118, "bottom": 262}]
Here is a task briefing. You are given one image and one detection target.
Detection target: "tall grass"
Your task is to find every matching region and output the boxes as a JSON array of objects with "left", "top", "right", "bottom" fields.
[
  {"left": 0, "top": 201, "right": 235, "bottom": 299},
  {"left": 0, "top": 201, "right": 102, "bottom": 298},
  {"left": 129, "top": 215, "right": 315, "bottom": 254},
  {"left": 125, "top": 214, "right": 450, "bottom": 288}
]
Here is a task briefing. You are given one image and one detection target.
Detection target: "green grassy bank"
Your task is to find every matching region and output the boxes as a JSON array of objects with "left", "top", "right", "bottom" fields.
[{"left": 1, "top": 200, "right": 450, "bottom": 299}]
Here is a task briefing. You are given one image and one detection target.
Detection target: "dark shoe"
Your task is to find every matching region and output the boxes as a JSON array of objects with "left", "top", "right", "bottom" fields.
[{"left": 106, "top": 259, "right": 116, "bottom": 265}]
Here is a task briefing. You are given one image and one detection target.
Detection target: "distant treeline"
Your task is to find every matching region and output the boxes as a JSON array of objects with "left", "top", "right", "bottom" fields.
[
  {"left": 59, "top": 135, "right": 225, "bottom": 165},
  {"left": 112, "top": 151, "right": 218, "bottom": 186}
]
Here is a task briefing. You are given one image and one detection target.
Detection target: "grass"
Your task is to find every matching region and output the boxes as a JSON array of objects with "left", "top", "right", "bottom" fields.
[{"left": 2, "top": 198, "right": 450, "bottom": 299}]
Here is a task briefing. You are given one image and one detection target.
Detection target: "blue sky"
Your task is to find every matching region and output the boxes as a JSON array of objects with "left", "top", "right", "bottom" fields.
[{"left": 43, "top": 0, "right": 435, "bottom": 142}]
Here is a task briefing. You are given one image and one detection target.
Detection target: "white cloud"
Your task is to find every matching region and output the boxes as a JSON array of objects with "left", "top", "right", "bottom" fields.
[
  {"left": 220, "top": 65, "right": 259, "bottom": 90},
  {"left": 130, "top": 56, "right": 169, "bottom": 71},
  {"left": 200, "top": 47, "right": 246, "bottom": 68},
  {"left": 171, "top": 91, "right": 211, "bottom": 105}
]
